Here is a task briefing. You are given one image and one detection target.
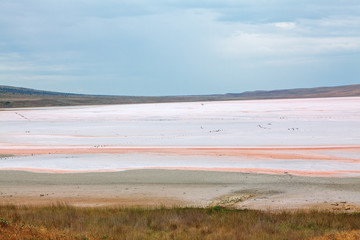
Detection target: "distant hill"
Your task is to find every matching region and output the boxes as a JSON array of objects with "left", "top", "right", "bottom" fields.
[
  {"left": 226, "top": 84, "right": 360, "bottom": 99},
  {"left": 0, "top": 84, "right": 359, "bottom": 108},
  {"left": 0, "top": 85, "right": 79, "bottom": 96}
]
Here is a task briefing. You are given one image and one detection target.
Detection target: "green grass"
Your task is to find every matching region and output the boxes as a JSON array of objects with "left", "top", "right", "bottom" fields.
[{"left": 0, "top": 205, "right": 360, "bottom": 239}]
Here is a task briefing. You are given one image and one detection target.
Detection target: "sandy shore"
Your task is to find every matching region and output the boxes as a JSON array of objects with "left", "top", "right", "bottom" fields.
[{"left": 0, "top": 170, "right": 359, "bottom": 211}]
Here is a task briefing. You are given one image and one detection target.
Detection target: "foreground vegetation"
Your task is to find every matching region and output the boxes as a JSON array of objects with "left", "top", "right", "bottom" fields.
[{"left": 0, "top": 205, "right": 360, "bottom": 239}]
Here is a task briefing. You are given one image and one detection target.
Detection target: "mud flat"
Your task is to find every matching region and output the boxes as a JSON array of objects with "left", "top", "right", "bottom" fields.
[
  {"left": 0, "top": 147, "right": 360, "bottom": 177},
  {"left": 0, "top": 170, "right": 359, "bottom": 211},
  {"left": 0, "top": 97, "right": 359, "bottom": 209}
]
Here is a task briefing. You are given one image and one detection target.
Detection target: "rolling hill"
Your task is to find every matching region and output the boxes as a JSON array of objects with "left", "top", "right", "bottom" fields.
[{"left": 1, "top": 84, "right": 359, "bottom": 108}]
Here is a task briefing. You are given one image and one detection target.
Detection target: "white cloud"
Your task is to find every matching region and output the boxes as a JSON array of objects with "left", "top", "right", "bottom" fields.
[
  {"left": 316, "top": 16, "right": 360, "bottom": 27},
  {"left": 217, "top": 32, "right": 360, "bottom": 61},
  {"left": 212, "top": 15, "right": 360, "bottom": 66},
  {"left": 274, "top": 22, "right": 296, "bottom": 30}
]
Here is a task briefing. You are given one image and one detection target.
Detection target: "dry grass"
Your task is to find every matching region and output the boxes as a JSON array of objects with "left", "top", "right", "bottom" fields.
[
  {"left": 0, "top": 205, "right": 360, "bottom": 240},
  {"left": 0, "top": 222, "right": 78, "bottom": 240},
  {"left": 312, "top": 230, "right": 360, "bottom": 240}
]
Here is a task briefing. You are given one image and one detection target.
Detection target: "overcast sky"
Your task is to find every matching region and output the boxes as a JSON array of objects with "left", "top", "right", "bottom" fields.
[{"left": 0, "top": 0, "right": 359, "bottom": 95}]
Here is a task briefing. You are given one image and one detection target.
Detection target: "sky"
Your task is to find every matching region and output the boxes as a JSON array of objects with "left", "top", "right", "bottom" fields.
[{"left": 0, "top": 0, "right": 359, "bottom": 96}]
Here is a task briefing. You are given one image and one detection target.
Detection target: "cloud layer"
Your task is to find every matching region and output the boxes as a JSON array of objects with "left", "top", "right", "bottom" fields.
[{"left": 0, "top": 0, "right": 359, "bottom": 95}]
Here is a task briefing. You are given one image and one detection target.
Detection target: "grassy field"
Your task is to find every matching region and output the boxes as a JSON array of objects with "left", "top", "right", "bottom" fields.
[{"left": 0, "top": 205, "right": 359, "bottom": 239}]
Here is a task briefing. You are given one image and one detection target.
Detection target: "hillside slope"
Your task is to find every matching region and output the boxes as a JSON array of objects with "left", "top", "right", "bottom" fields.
[
  {"left": 1, "top": 84, "right": 359, "bottom": 108},
  {"left": 228, "top": 84, "right": 360, "bottom": 99}
]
